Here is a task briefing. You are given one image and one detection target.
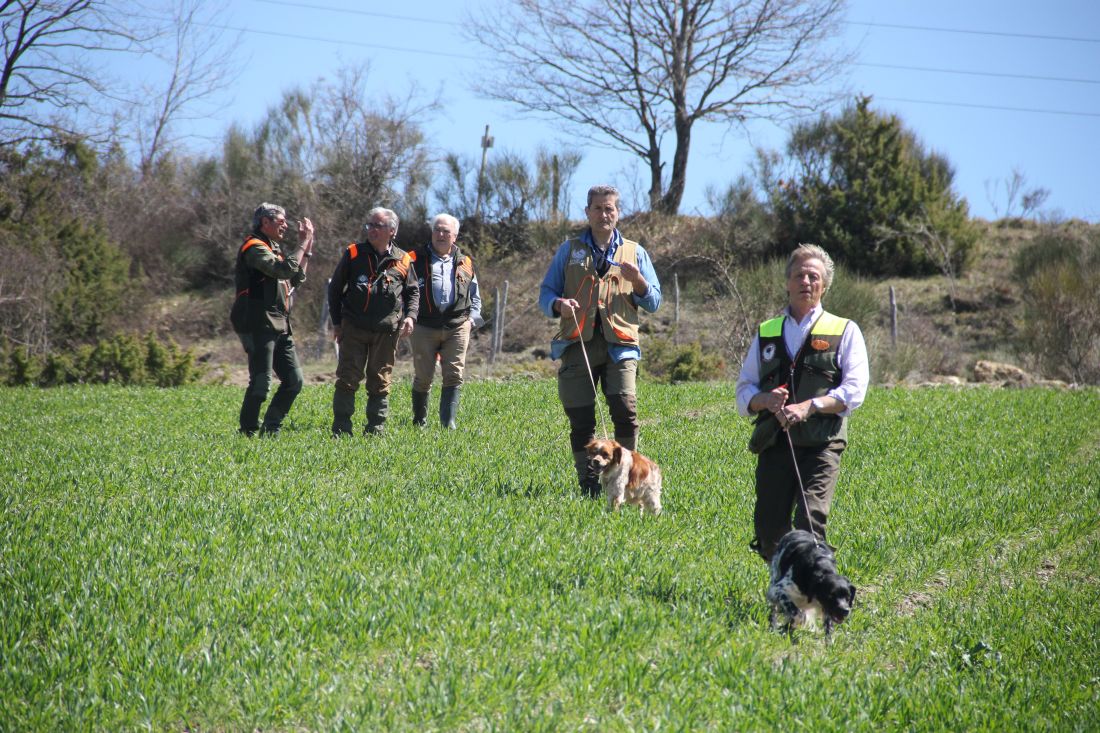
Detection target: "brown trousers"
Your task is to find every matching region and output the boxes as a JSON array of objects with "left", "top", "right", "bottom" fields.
[
  {"left": 335, "top": 320, "right": 400, "bottom": 396},
  {"left": 753, "top": 439, "right": 845, "bottom": 561}
]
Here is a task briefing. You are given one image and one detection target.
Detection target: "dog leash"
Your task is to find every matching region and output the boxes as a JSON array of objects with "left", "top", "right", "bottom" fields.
[
  {"left": 778, "top": 382, "right": 820, "bottom": 547},
  {"left": 783, "top": 427, "right": 819, "bottom": 545},
  {"left": 570, "top": 307, "right": 610, "bottom": 440}
]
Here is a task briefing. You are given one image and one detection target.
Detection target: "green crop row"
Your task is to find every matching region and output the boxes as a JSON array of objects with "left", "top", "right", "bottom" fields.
[{"left": 1, "top": 383, "right": 1097, "bottom": 731}]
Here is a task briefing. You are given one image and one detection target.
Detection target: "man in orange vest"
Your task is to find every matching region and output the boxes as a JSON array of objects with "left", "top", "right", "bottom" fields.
[
  {"left": 231, "top": 202, "right": 315, "bottom": 436},
  {"left": 327, "top": 207, "right": 419, "bottom": 436},
  {"left": 539, "top": 185, "right": 662, "bottom": 497}
]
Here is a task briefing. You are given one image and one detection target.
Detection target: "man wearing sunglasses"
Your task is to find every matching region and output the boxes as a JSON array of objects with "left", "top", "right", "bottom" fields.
[{"left": 327, "top": 207, "right": 419, "bottom": 436}]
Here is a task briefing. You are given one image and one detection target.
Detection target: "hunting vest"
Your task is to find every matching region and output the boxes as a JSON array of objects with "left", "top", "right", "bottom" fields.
[
  {"left": 338, "top": 242, "right": 413, "bottom": 333},
  {"left": 231, "top": 235, "right": 292, "bottom": 334},
  {"left": 412, "top": 245, "right": 475, "bottom": 329},
  {"left": 555, "top": 237, "right": 641, "bottom": 347},
  {"left": 748, "top": 310, "right": 850, "bottom": 453}
]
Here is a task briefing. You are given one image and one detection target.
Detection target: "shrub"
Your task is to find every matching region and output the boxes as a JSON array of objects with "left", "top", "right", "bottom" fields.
[
  {"left": 644, "top": 338, "right": 726, "bottom": 383},
  {"left": 1014, "top": 224, "right": 1100, "bottom": 383},
  {"left": 3, "top": 332, "right": 204, "bottom": 387},
  {"left": 772, "top": 96, "right": 978, "bottom": 277}
]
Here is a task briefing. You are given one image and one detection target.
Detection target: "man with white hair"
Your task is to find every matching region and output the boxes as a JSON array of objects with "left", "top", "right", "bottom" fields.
[
  {"left": 736, "top": 243, "right": 869, "bottom": 563},
  {"left": 410, "top": 213, "right": 483, "bottom": 429}
]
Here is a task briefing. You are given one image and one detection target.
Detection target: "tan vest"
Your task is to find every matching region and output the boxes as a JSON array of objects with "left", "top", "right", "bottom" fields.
[{"left": 555, "top": 237, "right": 641, "bottom": 346}]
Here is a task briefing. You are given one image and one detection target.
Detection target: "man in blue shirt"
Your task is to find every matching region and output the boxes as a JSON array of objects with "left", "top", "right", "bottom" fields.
[{"left": 539, "top": 185, "right": 662, "bottom": 497}]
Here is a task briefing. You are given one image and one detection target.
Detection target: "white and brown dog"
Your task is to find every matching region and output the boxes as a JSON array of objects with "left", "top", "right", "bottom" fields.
[{"left": 584, "top": 438, "right": 663, "bottom": 515}]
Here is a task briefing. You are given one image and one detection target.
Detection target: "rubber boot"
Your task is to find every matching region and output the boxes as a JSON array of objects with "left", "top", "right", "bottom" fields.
[
  {"left": 412, "top": 389, "right": 430, "bottom": 428},
  {"left": 572, "top": 450, "right": 603, "bottom": 499},
  {"left": 440, "top": 385, "right": 461, "bottom": 429},
  {"left": 331, "top": 386, "right": 355, "bottom": 437},
  {"left": 365, "top": 393, "right": 388, "bottom": 435}
]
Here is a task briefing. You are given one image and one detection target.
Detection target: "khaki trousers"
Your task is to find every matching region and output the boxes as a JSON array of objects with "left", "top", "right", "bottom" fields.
[{"left": 411, "top": 320, "right": 472, "bottom": 391}]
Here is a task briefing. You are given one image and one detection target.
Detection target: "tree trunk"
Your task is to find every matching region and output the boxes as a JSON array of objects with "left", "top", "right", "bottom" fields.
[
  {"left": 657, "top": 117, "right": 692, "bottom": 215},
  {"left": 646, "top": 132, "right": 663, "bottom": 212}
]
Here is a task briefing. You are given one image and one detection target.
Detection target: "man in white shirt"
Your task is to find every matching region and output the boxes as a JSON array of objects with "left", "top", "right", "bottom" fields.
[{"left": 735, "top": 244, "right": 869, "bottom": 562}]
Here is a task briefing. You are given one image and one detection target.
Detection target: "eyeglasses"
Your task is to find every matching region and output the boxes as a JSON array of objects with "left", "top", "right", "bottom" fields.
[{"left": 365, "top": 221, "right": 392, "bottom": 230}]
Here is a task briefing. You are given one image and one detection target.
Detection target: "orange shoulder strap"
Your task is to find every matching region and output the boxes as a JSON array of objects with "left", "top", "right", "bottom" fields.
[{"left": 240, "top": 236, "right": 268, "bottom": 255}]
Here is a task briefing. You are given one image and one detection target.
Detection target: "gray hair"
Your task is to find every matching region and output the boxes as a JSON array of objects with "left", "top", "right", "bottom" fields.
[
  {"left": 586, "top": 184, "right": 621, "bottom": 208},
  {"left": 431, "top": 213, "right": 460, "bottom": 235},
  {"left": 786, "top": 243, "right": 835, "bottom": 292},
  {"left": 364, "top": 207, "right": 399, "bottom": 232},
  {"left": 252, "top": 202, "right": 286, "bottom": 231}
]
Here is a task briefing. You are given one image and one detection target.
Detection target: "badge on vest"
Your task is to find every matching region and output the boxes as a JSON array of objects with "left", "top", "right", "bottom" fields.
[
  {"left": 569, "top": 249, "right": 588, "bottom": 265},
  {"left": 811, "top": 338, "right": 830, "bottom": 351},
  {"left": 762, "top": 343, "right": 777, "bottom": 361}
]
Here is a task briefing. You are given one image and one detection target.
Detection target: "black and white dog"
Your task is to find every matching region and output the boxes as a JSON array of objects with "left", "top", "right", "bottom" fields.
[{"left": 766, "top": 530, "right": 856, "bottom": 640}]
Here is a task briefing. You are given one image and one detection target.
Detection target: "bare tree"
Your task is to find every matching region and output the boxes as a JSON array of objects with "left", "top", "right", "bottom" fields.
[
  {"left": 133, "top": 0, "right": 238, "bottom": 175},
  {"left": 466, "top": 0, "right": 848, "bottom": 215},
  {"left": 983, "top": 166, "right": 1050, "bottom": 220},
  {"left": 0, "top": 0, "right": 151, "bottom": 145}
]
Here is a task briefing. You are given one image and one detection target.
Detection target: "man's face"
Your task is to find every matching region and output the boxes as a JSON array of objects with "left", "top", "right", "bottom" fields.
[
  {"left": 432, "top": 219, "right": 457, "bottom": 254},
  {"left": 365, "top": 213, "right": 395, "bottom": 251},
  {"left": 585, "top": 194, "right": 619, "bottom": 238},
  {"left": 786, "top": 257, "right": 827, "bottom": 312},
  {"left": 260, "top": 213, "right": 288, "bottom": 240}
]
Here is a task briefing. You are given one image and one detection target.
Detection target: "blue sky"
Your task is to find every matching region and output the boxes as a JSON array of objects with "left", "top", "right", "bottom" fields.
[{"left": 137, "top": 0, "right": 1100, "bottom": 222}]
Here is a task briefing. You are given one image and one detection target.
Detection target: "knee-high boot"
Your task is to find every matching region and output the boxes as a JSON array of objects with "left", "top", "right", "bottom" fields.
[
  {"left": 440, "top": 385, "right": 461, "bottom": 429},
  {"left": 332, "top": 386, "right": 356, "bottom": 437},
  {"left": 365, "top": 393, "right": 389, "bottom": 435},
  {"left": 411, "top": 389, "right": 430, "bottom": 427}
]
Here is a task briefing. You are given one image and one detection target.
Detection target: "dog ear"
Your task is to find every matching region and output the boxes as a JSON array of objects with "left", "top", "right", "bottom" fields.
[
  {"left": 847, "top": 582, "right": 857, "bottom": 605},
  {"left": 614, "top": 445, "right": 623, "bottom": 463}
]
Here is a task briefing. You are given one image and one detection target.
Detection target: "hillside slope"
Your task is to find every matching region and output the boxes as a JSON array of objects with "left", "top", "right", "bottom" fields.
[{"left": 175, "top": 218, "right": 1083, "bottom": 386}]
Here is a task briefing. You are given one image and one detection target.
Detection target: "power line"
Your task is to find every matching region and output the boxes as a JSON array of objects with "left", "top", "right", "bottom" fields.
[
  {"left": 143, "top": 15, "right": 482, "bottom": 61},
  {"left": 846, "top": 20, "right": 1100, "bottom": 44},
  {"left": 878, "top": 96, "right": 1100, "bottom": 118},
  {"left": 856, "top": 62, "right": 1100, "bottom": 86},
  {"left": 136, "top": 11, "right": 1100, "bottom": 119},
  {"left": 251, "top": 0, "right": 460, "bottom": 27},
  {"left": 249, "top": 2, "right": 1100, "bottom": 46}
]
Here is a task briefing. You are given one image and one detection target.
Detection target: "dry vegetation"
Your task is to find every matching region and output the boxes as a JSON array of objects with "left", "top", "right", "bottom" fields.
[{"left": 175, "top": 217, "right": 1090, "bottom": 387}]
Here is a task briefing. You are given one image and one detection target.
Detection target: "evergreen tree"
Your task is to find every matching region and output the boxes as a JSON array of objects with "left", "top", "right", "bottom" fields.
[{"left": 774, "top": 96, "right": 977, "bottom": 276}]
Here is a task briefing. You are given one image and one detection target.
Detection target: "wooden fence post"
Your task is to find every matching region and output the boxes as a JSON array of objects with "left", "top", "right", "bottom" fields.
[
  {"left": 673, "top": 272, "right": 680, "bottom": 342},
  {"left": 889, "top": 285, "right": 898, "bottom": 349}
]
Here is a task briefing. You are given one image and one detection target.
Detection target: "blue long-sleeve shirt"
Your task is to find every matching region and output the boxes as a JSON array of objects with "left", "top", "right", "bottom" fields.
[
  {"left": 538, "top": 228, "right": 662, "bottom": 361},
  {"left": 426, "top": 248, "right": 482, "bottom": 324}
]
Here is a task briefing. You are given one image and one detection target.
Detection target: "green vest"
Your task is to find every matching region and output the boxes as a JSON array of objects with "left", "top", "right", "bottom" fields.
[
  {"left": 555, "top": 237, "right": 641, "bottom": 347},
  {"left": 748, "top": 310, "right": 850, "bottom": 453},
  {"left": 230, "top": 235, "right": 292, "bottom": 334}
]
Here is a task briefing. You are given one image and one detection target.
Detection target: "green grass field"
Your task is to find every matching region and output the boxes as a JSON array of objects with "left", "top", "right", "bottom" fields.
[{"left": 2, "top": 382, "right": 1098, "bottom": 731}]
